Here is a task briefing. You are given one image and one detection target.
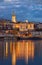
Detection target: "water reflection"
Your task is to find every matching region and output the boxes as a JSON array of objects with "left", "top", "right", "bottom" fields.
[{"left": 0, "top": 40, "right": 42, "bottom": 65}]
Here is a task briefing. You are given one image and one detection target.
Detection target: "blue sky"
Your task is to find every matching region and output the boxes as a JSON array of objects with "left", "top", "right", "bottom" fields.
[{"left": 0, "top": 0, "right": 42, "bottom": 22}]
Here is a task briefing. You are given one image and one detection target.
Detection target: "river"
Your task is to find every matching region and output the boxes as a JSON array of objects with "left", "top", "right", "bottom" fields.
[{"left": 0, "top": 39, "right": 42, "bottom": 65}]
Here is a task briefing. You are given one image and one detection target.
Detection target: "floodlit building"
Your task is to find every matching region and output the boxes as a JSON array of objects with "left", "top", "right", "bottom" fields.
[
  {"left": 27, "top": 22, "right": 34, "bottom": 30},
  {"left": 0, "top": 12, "right": 42, "bottom": 38},
  {"left": 12, "top": 12, "right": 16, "bottom": 23}
]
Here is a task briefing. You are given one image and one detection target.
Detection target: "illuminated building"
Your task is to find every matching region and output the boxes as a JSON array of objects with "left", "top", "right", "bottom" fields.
[
  {"left": 27, "top": 22, "right": 34, "bottom": 30},
  {"left": 0, "top": 13, "right": 42, "bottom": 38},
  {"left": 12, "top": 12, "right": 16, "bottom": 23}
]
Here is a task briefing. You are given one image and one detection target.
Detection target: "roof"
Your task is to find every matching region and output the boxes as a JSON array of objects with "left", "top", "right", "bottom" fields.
[{"left": 0, "top": 19, "right": 42, "bottom": 24}]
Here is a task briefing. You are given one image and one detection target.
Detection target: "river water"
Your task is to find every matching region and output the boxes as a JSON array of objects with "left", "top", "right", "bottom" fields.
[{"left": 0, "top": 39, "right": 42, "bottom": 65}]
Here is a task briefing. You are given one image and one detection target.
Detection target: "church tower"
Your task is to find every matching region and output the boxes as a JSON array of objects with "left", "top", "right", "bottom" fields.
[{"left": 12, "top": 12, "right": 16, "bottom": 23}]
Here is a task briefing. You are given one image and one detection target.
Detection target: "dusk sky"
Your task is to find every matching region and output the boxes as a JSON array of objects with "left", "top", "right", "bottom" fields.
[{"left": 0, "top": 0, "right": 42, "bottom": 22}]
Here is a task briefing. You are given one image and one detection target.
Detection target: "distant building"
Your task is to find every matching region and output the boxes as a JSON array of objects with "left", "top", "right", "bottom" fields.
[
  {"left": 27, "top": 22, "right": 34, "bottom": 30},
  {"left": 0, "top": 12, "right": 42, "bottom": 37},
  {"left": 11, "top": 13, "right": 34, "bottom": 31},
  {"left": 13, "top": 22, "right": 34, "bottom": 31},
  {"left": 12, "top": 12, "right": 16, "bottom": 23}
]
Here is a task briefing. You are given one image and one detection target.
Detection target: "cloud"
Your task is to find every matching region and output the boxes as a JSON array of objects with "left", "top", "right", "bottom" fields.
[
  {"left": 4, "top": 0, "right": 12, "bottom": 2},
  {"left": 0, "top": 6, "right": 6, "bottom": 9}
]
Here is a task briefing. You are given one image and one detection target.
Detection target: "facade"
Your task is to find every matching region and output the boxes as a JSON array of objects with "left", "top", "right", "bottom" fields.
[
  {"left": 12, "top": 13, "right": 16, "bottom": 23},
  {"left": 27, "top": 23, "right": 34, "bottom": 30},
  {"left": 13, "top": 22, "right": 34, "bottom": 31},
  {"left": 0, "top": 14, "right": 42, "bottom": 38}
]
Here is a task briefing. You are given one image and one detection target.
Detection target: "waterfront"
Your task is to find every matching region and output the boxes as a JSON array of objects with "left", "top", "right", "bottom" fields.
[{"left": 0, "top": 39, "right": 42, "bottom": 65}]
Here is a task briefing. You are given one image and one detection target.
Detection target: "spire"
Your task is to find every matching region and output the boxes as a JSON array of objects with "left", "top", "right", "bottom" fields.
[{"left": 12, "top": 11, "right": 16, "bottom": 16}]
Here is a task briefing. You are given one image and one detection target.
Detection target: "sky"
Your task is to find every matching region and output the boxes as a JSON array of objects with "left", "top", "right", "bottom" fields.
[{"left": 0, "top": 0, "right": 42, "bottom": 22}]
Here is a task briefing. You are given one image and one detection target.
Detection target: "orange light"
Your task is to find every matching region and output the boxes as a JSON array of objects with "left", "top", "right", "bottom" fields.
[{"left": 11, "top": 40, "right": 35, "bottom": 65}]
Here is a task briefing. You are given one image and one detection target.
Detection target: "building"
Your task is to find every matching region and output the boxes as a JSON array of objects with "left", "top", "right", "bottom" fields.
[
  {"left": 27, "top": 22, "right": 34, "bottom": 30},
  {"left": 12, "top": 22, "right": 34, "bottom": 32},
  {"left": 12, "top": 12, "right": 16, "bottom": 23},
  {"left": 0, "top": 12, "right": 42, "bottom": 38}
]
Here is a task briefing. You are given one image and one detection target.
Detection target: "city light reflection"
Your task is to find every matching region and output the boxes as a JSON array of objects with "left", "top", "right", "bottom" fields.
[
  {"left": 11, "top": 40, "right": 35, "bottom": 65},
  {"left": 3, "top": 40, "right": 35, "bottom": 65}
]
